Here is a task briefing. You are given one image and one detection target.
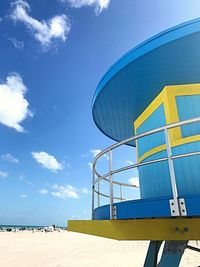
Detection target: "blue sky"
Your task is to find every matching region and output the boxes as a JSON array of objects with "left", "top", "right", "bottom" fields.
[{"left": 0, "top": 0, "right": 200, "bottom": 226}]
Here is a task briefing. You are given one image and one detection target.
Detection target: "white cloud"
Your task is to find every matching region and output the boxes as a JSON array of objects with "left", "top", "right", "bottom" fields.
[
  {"left": 51, "top": 184, "right": 79, "bottom": 199},
  {"left": 88, "top": 162, "right": 93, "bottom": 170},
  {"left": 90, "top": 149, "right": 108, "bottom": 160},
  {"left": 38, "top": 189, "right": 48, "bottom": 195},
  {"left": 8, "top": 37, "right": 24, "bottom": 50},
  {"left": 128, "top": 177, "right": 140, "bottom": 188},
  {"left": 1, "top": 153, "right": 19, "bottom": 163},
  {"left": 126, "top": 160, "right": 134, "bottom": 165},
  {"left": 20, "top": 193, "right": 27, "bottom": 198},
  {"left": 0, "top": 73, "right": 32, "bottom": 132},
  {"left": 81, "top": 187, "right": 91, "bottom": 194},
  {"left": 0, "top": 171, "right": 8, "bottom": 178},
  {"left": 10, "top": 0, "right": 71, "bottom": 49},
  {"left": 67, "top": 0, "right": 110, "bottom": 14},
  {"left": 32, "top": 151, "right": 63, "bottom": 172},
  {"left": 90, "top": 149, "right": 101, "bottom": 158}
]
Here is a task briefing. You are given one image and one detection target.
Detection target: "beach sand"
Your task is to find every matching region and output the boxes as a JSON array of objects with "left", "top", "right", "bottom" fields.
[{"left": 0, "top": 231, "right": 199, "bottom": 267}]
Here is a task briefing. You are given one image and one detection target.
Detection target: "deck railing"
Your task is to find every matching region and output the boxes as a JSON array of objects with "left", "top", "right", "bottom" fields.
[{"left": 92, "top": 117, "right": 200, "bottom": 219}]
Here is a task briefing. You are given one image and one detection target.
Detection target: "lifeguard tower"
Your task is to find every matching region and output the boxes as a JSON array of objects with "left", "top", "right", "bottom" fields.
[{"left": 69, "top": 18, "right": 200, "bottom": 266}]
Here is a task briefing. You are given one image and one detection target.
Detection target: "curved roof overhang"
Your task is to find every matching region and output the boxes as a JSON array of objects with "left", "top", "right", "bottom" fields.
[{"left": 92, "top": 18, "right": 200, "bottom": 145}]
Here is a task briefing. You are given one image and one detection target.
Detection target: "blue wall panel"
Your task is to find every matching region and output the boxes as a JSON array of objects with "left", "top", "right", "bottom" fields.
[
  {"left": 139, "top": 142, "right": 200, "bottom": 199},
  {"left": 137, "top": 93, "right": 200, "bottom": 199},
  {"left": 94, "top": 204, "right": 110, "bottom": 220},
  {"left": 115, "top": 197, "right": 171, "bottom": 219},
  {"left": 136, "top": 104, "right": 166, "bottom": 157},
  {"left": 176, "top": 95, "right": 200, "bottom": 137}
]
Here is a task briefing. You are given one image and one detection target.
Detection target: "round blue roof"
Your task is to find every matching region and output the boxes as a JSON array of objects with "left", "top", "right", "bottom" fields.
[{"left": 92, "top": 18, "right": 200, "bottom": 144}]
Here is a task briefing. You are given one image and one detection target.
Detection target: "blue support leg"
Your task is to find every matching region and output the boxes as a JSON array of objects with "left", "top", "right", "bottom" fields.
[
  {"left": 158, "top": 241, "right": 188, "bottom": 267},
  {"left": 143, "top": 241, "right": 162, "bottom": 267}
]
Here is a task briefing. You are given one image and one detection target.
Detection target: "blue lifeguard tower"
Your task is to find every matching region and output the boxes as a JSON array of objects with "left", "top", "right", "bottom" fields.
[{"left": 69, "top": 19, "right": 200, "bottom": 266}]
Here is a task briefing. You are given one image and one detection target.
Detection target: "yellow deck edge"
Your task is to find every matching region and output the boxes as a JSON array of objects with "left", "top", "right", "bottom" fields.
[{"left": 68, "top": 218, "right": 200, "bottom": 240}]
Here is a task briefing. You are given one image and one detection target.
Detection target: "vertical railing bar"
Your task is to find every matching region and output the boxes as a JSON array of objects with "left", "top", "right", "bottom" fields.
[
  {"left": 92, "top": 166, "right": 95, "bottom": 220},
  {"left": 109, "top": 149, "right": 114, "bottom": 219},
  {"left": 164, "top": 128, "right": 179, "bottom": 214},
  {"left": 120, "top": 185, "right": 123, "bottom": 202},
  {"left": 98, "top": 180, "right": 100, "bottom": 207}
]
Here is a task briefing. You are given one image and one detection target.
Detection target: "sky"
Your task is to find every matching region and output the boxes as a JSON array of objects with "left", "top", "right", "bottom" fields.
[{"left": 0, "top": 0, "right": 200, "bottom": 226}]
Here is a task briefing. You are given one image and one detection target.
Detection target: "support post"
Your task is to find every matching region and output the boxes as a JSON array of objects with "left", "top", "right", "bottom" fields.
[
  {"left": 97, "top": 180, "right": 100, "bottom": 207},
  {"left": 92, "top": 166, "right": 95, "bottom": 220},
  {"left": 109, "top": 149, "right": 114, "bottom": 219},
  {"left": 158, "top": 241, "right": 188, "bottom": 267},
  {"left": 143, "top": 241, "right": 162, "bottom": 267},
  {"left": 164, "top": 128, "right": 180, "bottom": 216},
  {"left": 120, "top": 185, "right": 123, "bottom": 202}
]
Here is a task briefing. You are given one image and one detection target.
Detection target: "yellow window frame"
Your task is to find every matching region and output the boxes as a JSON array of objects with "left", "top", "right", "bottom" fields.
[{"left": 134, "top": 84, "right": 200, "bottom": 163}]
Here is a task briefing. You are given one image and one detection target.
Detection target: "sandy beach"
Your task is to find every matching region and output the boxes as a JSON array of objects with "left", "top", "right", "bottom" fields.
[{"left": 0, "top": 231, "right": 199, "bottom": 267}]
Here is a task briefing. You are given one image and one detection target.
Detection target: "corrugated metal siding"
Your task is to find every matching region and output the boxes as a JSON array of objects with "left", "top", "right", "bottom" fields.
[
  {"left": 139, "top": 142, "right": 200, "bottom": 199},
  {"left": 92, "top": 28, "right": 200, "bottom": 143},
  {"left": 176, "top": 94, "right": 200, "bottom": 137},
  {"left": 136, "top": 104, "right": 166, "bottom": 157},
  {"left": 139, "top": 150, "right": 171, "bottom": 199},
  {"left": 138, "top": 94, "right": 200, "bottom": 199}
]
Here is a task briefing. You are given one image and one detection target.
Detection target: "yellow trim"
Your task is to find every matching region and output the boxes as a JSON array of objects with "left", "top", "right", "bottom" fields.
[
  {"left": 134, "top": 90, "right": 164, "bottom": 129},
  {"left": 174, "top": 134, "right": 200, "bottom": 147},
  {"left": 134, "top": 84, "right": 200, "bottom": 163},
  {"left": 138, "top": 144, "right": 166, "bottom": 163},
  {"left": 163, "top": 87, "right": 181, "bottom": 140},
  {"left": 68, "top": 218, "right": 200, "bottom": 241},
  {"left": 138, "top": 136, "right": 200, "bottom": 163}
]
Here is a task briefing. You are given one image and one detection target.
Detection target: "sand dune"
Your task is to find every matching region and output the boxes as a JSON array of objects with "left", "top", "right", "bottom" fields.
[{"left": 0, "top": 231, "right": 199, "bottom": 267}]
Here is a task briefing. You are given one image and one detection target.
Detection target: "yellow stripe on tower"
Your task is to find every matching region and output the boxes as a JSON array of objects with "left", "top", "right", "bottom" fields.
[{"left": 134, "top": 84, "right": 200, "bottom": 163}]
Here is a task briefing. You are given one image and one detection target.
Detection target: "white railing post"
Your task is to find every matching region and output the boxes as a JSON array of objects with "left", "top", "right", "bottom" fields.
[
  {"left": 97, "top": 180, "right": 100, "bottom": 207},
  {"left": 92, "top": 166, "right": 95, "bottom": 220},
  {"left": 164, "top": 128, "right": 180, "bottom": 216},
  {"left": 120, "top": 185, "right": 123, "bottom": 201},
  {"left": 91, "top": 118, "right": 199, "bottom": 219},
  {"left": 109, "top": 149, "right": 114, "bottom": 219}
]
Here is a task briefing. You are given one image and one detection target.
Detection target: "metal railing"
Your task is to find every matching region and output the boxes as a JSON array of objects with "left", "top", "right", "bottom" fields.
[{"left": 92, "top": 117, "right": 200, "bottom": 220}]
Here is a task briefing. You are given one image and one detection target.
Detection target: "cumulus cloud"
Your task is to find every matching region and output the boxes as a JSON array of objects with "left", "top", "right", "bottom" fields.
[
  {"left": 88, "top": 149, "right": 108, "bottom": 170},
  {"left": 67, "top": 0, "right": 110, "bottom": 14},
  {"left": 32, "top": 151, "right": 63, "bottom": 172},
  {"left": 0, "top": 73, "right": 32, "bottom": 132},
  {"left": 90, "top": 149, "right": 108, "bottom": 159},
  {"left": 51, "top": 184, "right": 79, "bottom": 199},
  {"left": 90, "top": 149, "right": 101, "bottom": 157},
  {"left": 10, "top": 0, "right": 71, "bottom": 49},
  {"left": 128, "top": 177, "right": 140, "bottom": 188},
  {"left": 1, "top": 153, "right": 19, "bottom": 163},
  {"left": 38, "top": 189, "right": 48, "bottom": 195},
  {"left": 81, "top": 187, "right": 91, "bottom": 194},
  {"left": 8, "top": 37, "right": 24, "bottom": 50},
  {"left": 0, "top": 171, "right": 8, "bottom": 178}
]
